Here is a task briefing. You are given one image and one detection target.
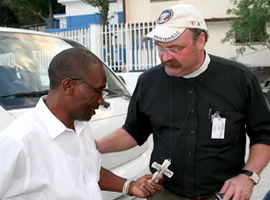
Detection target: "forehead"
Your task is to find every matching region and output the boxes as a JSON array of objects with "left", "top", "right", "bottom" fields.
[
  {"left": 155, "top": 29, "right": 193, "bottom": 47},
  {"left": 84, "top": 64, "right": 106, "bottom": 84},
  {"left": 85, "top": 63, "right": 104, "bottom": 75}
]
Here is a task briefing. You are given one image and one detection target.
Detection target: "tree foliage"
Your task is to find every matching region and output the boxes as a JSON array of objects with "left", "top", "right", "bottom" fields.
[
  {"left": 2, "top": 0, "right": 64, "bottom": 26},
  {"left": 222, "top": 0, "right": 270, "bottom": 54},
  {"left": 81, "top": 0, "right": 110, "bottom": 26},
  {"left": 0, "top": 0, "right": 21, "bottom": 27}
]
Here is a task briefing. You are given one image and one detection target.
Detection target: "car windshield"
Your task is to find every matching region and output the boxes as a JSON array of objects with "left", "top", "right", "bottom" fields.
[{"left": 0, "top": 31, "right": 130, "bottom": 109}]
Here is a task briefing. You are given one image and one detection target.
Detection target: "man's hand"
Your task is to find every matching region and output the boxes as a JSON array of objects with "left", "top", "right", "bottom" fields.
[
  {"left": 128, "top": 174, "right": 163, "bottom": 198},
  {"left": 219, "top": 174, "right": 254, "bottom": 200}
]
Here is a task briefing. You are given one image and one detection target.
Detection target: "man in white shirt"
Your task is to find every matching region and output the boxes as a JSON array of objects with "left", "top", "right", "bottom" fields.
[{"left": 0, "top": 48, "right": 162, "bottom": 200}]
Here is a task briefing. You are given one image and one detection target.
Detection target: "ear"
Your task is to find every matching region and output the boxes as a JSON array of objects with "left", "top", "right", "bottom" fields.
[
  {"left": 197, "top": 32, "right": 206, "bottom": 50},
  {"left": 62, "top": 78, "right": 75, "bottom": 95}
]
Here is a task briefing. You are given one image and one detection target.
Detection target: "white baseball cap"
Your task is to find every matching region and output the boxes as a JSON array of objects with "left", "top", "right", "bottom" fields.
[{"left": 143, "top": 4, "right": 207, "bottom": 42}]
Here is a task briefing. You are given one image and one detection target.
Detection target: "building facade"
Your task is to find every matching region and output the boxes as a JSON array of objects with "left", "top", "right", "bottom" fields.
[
  {"left": 54, "top": 0, "right": 124, "bottom": 30},
  {"left": 125, "top": 0, "right": 270, "bottom": 71},
  {"left": 51, "top": 0, "right": 270, "bottom": 82}
]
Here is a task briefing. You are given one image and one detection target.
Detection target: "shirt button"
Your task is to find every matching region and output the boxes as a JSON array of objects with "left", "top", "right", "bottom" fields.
[
  {"left": 188, "top": 151, "right": 192, "bottom": 156},
  {"left": 190, "top": 130, "right": 195, "bottom": 134},
  {"left": 191, "top": 109, "right": 195, "bottom": 113},
  {"left": 188, "top": 90, "right": 193, "bottom": 95}
]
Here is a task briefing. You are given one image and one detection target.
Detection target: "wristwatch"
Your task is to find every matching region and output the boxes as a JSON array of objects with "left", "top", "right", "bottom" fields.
[{"left": 240, "top": 169, "right": 260, "bottom": 185}]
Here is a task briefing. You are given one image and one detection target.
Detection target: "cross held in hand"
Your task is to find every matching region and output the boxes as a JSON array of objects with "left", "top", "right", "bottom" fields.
[{"left": 151, "top": 159, "right": 174, "bottom": 182}]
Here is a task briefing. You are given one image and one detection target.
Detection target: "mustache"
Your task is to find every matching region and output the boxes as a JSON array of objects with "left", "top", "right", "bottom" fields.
[
  {"left": 162, "top": 60, "right": 172, "bottom": 66},
  {"left": 162, "top": 60, "right": 179, "bottom": 68}
]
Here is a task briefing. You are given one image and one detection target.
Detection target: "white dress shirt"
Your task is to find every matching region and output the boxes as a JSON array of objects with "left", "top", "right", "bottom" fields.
[{"left": 0, "top": 97, "right": 102, "bottom": 200}]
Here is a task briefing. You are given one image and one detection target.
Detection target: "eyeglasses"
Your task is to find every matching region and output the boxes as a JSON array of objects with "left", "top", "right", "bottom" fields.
[
  {"left": 153, "top": 46, "right": 181, "bottom": 55},
  {"left": 71, "top": 78, "right": 108, "bottom": 99}
]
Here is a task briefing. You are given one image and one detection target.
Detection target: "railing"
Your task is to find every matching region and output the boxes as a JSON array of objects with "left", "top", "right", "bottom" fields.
[
  {"left": 50, "top": 22, "right": 161, "bottom": 72},
  {"left": 101, "top": 21, "right": 160, "bottom": 72},
  {"left": 53, "top": 27, "right": 91, "bottom": 50}
]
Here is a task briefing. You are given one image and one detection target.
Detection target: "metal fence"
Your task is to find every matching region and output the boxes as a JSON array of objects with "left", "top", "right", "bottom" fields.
[
  {"left": 51, "top": 22, "right": 160, "bottom": 72},
  {"left": 101, "top": 21, "right": 160, "bottom": 72},
  {"left": 53, "top": 27, "right": 91, "bottom": 50}
]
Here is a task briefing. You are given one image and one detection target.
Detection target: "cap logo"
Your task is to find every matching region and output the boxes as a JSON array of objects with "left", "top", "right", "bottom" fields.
[
  {"left": 157, "top": 9, "right": 173, "bottom": 24},
  {"left": 191, "top": 21, "right": 201, "bottom": 27}
]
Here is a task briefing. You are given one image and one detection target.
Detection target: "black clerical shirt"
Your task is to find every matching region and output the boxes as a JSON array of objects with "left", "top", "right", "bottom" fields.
[{"left": 123, "top": 54, "right": 270, "bottom": 198}]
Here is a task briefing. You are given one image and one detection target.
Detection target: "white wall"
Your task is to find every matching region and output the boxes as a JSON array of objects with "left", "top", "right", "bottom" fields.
[
  {"left": 57, "top": 0, "right": 123, "bottom": 24},
  {"left": 206, "top": 21, "right": 270, "bottom": 67},
  {"left": 125, "top": 0, "right": 235, "bottom": 22}
]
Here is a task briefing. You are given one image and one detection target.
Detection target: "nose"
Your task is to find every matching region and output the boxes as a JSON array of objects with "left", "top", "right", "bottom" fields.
[
  {"left": 160, "top": 51, "right": 173, "bottom": 62},
  {"left": 98, "top": 98, "right": 110, "bottom": 108},
  {"left": 98, "top": 98, "right": 105, "bottom": 105}
]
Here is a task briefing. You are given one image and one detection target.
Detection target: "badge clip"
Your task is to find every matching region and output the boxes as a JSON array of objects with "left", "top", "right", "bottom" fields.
[{"left": 211, "top": 111, "right": 220, "bottom": 122}]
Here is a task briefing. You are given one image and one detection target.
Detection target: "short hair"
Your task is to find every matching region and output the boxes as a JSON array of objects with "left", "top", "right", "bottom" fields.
[
  {"left": 189, "top": 28, "right": 209, "bottom": 44},
  {"left": 48, "top": 48, "right": 102, "bottom": 89}
]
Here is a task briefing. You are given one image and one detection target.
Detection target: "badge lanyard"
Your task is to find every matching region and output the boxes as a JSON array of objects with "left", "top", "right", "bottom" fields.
[
  {"left": 168, "top": 75, "right": 205, "bottom": 160},
  {"left": 150, "top": 73, "right": 206, "bottom": 182}
]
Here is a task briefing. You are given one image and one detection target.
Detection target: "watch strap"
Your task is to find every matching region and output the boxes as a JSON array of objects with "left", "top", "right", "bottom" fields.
[
  {"left": 241, "top": 169, "right": 253, "bottom": 176},
  {"left": 240, "top": 169, "right": 260, "bottom": 185}
]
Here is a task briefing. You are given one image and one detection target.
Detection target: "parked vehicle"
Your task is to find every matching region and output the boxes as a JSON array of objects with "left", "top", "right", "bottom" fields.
[{"left": 0, "top": 27, "right": 152, "bottom": 199}]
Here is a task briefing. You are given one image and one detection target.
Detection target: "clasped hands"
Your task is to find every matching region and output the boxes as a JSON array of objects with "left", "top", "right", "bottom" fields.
[{"left": 128, "top": 174, "right": 163, "bottom": 198}]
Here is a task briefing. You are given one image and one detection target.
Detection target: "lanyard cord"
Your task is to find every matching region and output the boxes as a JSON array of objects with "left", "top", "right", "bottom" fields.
[
  {"left": 169, "top": 79, "right": 173, "bottom": 156},
  {"left": 168, "top": 75, "right": 205, "bottom": 160}
]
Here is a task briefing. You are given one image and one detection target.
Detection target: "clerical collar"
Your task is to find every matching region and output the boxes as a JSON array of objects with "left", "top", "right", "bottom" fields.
[{"left": 183, "top": 52, "right": 210, "bottom": 79}]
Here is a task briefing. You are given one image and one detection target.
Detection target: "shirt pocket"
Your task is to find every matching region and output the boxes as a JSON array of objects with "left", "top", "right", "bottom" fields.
[{"left": 205, "top": 111, "right": 245, "bottom": 147}]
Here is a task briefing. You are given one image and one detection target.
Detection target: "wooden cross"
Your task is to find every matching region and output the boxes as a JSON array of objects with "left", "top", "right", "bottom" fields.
[{"left": 151, "top": 159, "right": 174, "bottom": 182}]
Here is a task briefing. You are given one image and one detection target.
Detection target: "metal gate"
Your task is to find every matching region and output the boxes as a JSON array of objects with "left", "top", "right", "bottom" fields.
[
  {"left": 51, "top": 22, "right": 160, "bottom": 72},
  {"left": 101, "top": 21, "right": 160, "bottom": 72}
]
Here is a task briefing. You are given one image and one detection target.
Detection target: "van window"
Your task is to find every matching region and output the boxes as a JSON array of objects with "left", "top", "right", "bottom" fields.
[{"left": 0, "top": 32, "right": 129, "bottom": 109}]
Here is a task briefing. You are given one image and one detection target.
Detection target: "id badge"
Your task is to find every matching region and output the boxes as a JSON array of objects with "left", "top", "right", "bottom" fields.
[{"left": 211, "top": 112, "right": 226, "bottom": 139}]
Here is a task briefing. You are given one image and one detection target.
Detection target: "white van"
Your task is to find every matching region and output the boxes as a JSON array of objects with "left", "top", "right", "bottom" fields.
[{"left": 0, "top": 27, "right": 152, "bottom": 200}]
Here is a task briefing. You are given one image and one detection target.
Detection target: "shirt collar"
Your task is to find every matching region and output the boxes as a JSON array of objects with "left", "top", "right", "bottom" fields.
[
  {"left": 183, "top": 52, "right": 210, "bottom": 79},
  {"left": 35, "top": 96, "right": 88, "bottom": 140},
  {"left": 74, "top": 120, "right": 89, "bottom": 136}
]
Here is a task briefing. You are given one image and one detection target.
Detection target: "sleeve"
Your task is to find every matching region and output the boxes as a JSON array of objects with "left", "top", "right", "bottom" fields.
[
  {"left": 122, "top": 75, "right": 153, "bottom": 145},
  {"left": 245, "top": 72, "right": 270, "bottom": 146},
  {"left": 0, "top": 135, "right": 27, "bottom": 198}
]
